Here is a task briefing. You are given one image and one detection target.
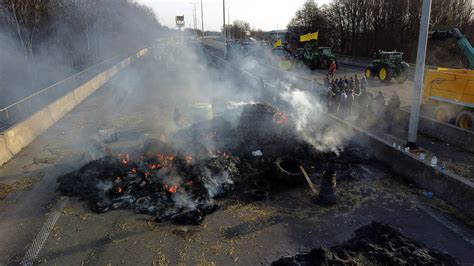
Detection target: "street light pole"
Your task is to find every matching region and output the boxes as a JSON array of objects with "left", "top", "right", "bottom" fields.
[
  {"left": 200, "top": 0, "right": 204, "bottom": 35},
  {"left": 407, "top": 0, "right": 432, "bottom": 148},
  {"left": 190, "top": 2, "right": 199, "bottom": 36},
  {"left": 223, "top": 0, "right": 227, "bottom": 59},
  {"left": 228, "top": 7, "right": 230, "bottom": 40}
]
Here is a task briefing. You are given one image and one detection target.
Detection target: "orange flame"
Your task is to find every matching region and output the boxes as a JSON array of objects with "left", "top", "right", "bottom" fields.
[
  {"left": 155, "top": 153, "right": 174, "bottom": 169},
  {"left": 164, "top": 183, "right": 178, "bottom": 193},
  {"left": 120, "top": 154, "right": 130, "bottom": 164},
  {"left": 168, "top": 185, "right": 178, "bottom": 193},
  {"left": 116, "top": 187, "right": 123, "bottom": 193}
]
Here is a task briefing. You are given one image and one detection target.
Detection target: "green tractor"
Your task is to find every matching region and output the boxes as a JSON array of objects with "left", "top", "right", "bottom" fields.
[
  {"left": 364, "top": 51, "right": 409, "bottom": 83},
  {"left": 296, "top": 42, "right": 337, "bottom": 70}
]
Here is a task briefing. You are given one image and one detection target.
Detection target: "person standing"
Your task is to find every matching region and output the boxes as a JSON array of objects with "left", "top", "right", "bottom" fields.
[
  {"left": 328, "top": 60, "right": 336, "bottom": 79},
  {"left": 348, "top": 76, "right": 355, "bottom": 92},
  {"left": 385, "top": 91, "right": 401, "bottom": 133},
  {"left": 357, "top": 89, "right": 370, "bottom": 120},
  {"left": 346, "top": 87, "right": 354, "bottom": 117},
  {"left": 354, "top": 74, "right": 360, "bottom": 95},
  {"left": 373, "top": 91, "right": 386, "bottom": 124},
  {"left": 337, "top": 78, "right": 344, "bottom": 92},
  {"left": 360, "top": 76, "right": 367, "bottom": 93}
]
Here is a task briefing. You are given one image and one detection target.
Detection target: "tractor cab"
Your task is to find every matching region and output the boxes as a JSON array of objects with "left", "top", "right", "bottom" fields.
[
  {"left": 380, "top": 51, "right": 403, "bottom": 62},
  {"left": 319, "top": 47, "right": 332, "bottom": 56}
]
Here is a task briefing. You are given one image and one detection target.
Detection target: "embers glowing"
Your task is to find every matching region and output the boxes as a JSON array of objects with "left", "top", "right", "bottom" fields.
[
  {"left": 118, "top": 153, "right": 130, "bottom": 164},
  {"left": 164, "top": 183, "right": 178, "bottom": 193},
  {"left": 155, "top": 153, "right": 174, "bottom": 169}
]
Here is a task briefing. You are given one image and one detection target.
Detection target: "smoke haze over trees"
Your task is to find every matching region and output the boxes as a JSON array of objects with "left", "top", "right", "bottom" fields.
[
  {"left": 0, "top": 0, "right": 169, "bottom": 108},
  {"left": 287, "top": 0, "right": 474, "bottom": 68}
]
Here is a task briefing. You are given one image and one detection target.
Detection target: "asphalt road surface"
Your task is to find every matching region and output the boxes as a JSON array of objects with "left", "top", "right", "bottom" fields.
[{"left": 0, "top": 55, "right": 473, "bottom": 265}]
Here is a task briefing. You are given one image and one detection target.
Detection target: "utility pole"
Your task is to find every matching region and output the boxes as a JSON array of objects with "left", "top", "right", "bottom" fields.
[
  {"left": 276, "top": 24, "right": 279, "bottom": 41},
  {"left": 190, "top": 2, "right": 199, "bottom": 36},
  {"left": 200, "top": 0, "right": 204, "bottom": 35},
  {"left": 223, "top": 0, "right": 226, "bottom": 59},
  {"left": 407, "top": 0, "right": 432, "bottom": 148},
  {"left": 228, "top": 7, "right": 230, "bottom": 40}
]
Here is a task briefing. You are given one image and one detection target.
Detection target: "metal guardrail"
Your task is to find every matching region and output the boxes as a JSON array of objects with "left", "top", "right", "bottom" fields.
[{"left": 0, "top": 48, "right": 146, "bottom": 131}]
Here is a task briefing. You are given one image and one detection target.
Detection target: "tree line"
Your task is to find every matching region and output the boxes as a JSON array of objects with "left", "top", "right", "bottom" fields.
[
  {"left": 0, "top": 0, "right": 168, "bottom": 107},
  {"left": 287, "top": 0, "right": 474, "bottom": 68}
]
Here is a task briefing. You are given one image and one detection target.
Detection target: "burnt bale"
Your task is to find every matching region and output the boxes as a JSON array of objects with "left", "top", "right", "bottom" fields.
[
  {"left": 57, "top": 156, "right": 126, "bottom": 200},
  {"left": 196, "top": 197, "right": 218, "bottom": 215},
  {"left": 171, "top": 209, "right": 204, "bottom": 225},
  {"left": 239, "top": 103, "right": 286, "bottom": 143},
  {"left": 272, "top": 222, "right": 457, "bottom": 266},
  {"left": 338, "top": 147, "right": 370, "bottom": 164}
]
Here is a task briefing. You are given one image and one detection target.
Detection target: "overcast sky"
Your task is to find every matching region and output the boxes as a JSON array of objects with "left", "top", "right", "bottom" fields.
[{"left": 135, "top": 0, "right": 332, "bottom": 31}]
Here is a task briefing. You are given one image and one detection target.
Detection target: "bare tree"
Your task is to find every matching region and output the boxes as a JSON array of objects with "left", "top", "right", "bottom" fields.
[{"left": 288, "top": 0, "right": 473, "bottom": 66}]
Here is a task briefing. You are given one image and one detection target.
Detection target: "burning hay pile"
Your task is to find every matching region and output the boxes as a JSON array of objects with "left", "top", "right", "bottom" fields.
[
  {"left": 58, "top": 102, "right": 368, "bottom": 225},
  {"left": 272, "top": 222, "right": 456, "bottom": 265},
  {"left": 58, "top": 138, "right": 238, "bottom": 225}
]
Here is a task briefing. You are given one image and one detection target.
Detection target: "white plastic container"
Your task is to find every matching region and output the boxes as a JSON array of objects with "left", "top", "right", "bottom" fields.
[
  {"left": 189, "top": 103, "right": 213, "bottom": 123},
  {"left": 430, "top": 156, "right": 438, "bottom": 167}
]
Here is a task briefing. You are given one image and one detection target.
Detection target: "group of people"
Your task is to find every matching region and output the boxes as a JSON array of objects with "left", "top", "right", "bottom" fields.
[{"left": 318, "top": 74, "right": 401, "bottom": 132}]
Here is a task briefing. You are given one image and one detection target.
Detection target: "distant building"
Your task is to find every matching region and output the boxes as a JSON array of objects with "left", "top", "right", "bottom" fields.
[{"left": 266, "top": 30, "right": 288, "bottom": 41}]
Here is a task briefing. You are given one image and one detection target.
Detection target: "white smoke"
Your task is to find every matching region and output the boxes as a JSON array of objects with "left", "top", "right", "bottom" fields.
[
  {"left": 171, "top": 190, "right": 197, "bottom": 210},
  {"left": 279, "top": 84, "right": 346, "bottom": 154},
  {"left": 201, "top": 168, "right": 234, "bottom": 198}
]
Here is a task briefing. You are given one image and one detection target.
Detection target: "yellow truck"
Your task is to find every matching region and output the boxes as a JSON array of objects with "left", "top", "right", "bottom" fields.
[{"left": 422, "top": 28, "right": 474, "bottom": 131}]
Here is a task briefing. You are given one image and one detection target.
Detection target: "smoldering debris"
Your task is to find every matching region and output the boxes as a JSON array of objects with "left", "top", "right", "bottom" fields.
[
  {"left": 57, "top": 103, "right": 370, "bottom": 225},
  {"left": 272, "top": 222, "right": 457, "bottom": 266},
  {"left": 58, "top": 139, "right": 239, "bottom": 225}
]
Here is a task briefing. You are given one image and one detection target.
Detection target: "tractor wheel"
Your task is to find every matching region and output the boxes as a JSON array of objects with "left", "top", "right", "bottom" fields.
[
  {"left": 364, "top": 67, "right": 373, "bottom": 79},
  {"left": 395, "top": 70, "right": 408, "bottom": 83},
  {"left": 455, "top": 111, "right": 474, "bottom": 131},
  {"left": 378, "top": 65, "right": 393, "bottom": 82},
  {"left": 434, "top": 105, "right": 455, "bottom": 124}
]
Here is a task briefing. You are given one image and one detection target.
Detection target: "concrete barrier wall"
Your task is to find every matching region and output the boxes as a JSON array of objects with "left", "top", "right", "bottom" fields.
[
  {"left": 47, "top": 92, "right": 78, "bottom": 122},
  {"left": 396, "top": 109, "right": 474, "bottom": 153},
  {"left": 0, "top": 48, "right": 149, "bottom": 166},
  {"left": 326, "top": 113, "right": 474, "bottom": 219},
  {"left": 0, "top": 135, "right": 13, "bottom": 164}
]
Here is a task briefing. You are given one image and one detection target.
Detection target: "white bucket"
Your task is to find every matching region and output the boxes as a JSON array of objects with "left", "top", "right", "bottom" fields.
[{"left": 189, "top": 103, "right": 213, "bottom": 123}]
